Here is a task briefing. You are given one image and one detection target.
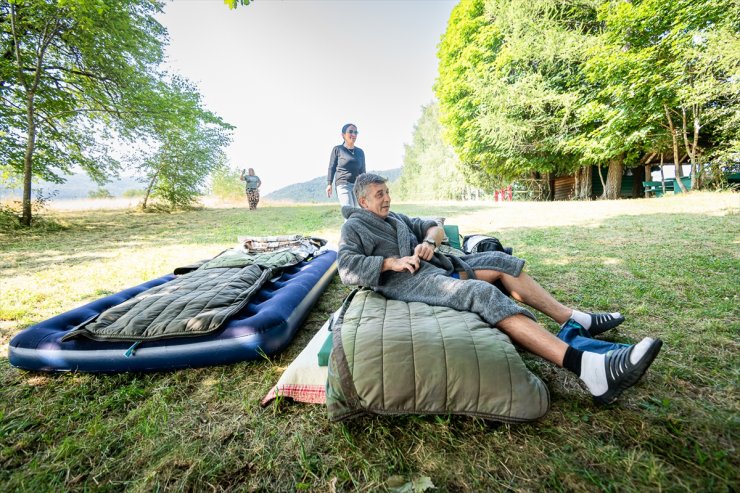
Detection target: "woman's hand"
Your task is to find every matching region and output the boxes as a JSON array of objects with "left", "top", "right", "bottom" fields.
[
  {"left": 383, "top": 255, "right": 421, "bottom": 274},
  {"left": 326, "top": 184, "right": 332, "bottom": 198}
]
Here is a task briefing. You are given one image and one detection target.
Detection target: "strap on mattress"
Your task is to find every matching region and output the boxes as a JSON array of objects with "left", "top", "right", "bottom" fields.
[
  {"left": 124, "top": 341, "right": 141, "bottom": 358},
  {"left": 330, "top": 289, "right": 363, "bottom": 408}
]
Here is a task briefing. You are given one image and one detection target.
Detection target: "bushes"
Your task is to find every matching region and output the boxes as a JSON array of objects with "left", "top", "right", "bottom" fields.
[
  {"left": 210, "top": 167, "right": 245, "bottom": 201},
  {"left": 88, "top": 188, "right": 113, "bottom": 199},
  {"left": 0, "top": 199, "right": 66, "bottom": 232},
  {"left": 122, "top": 189, "right": 146, "bottom": 198}
]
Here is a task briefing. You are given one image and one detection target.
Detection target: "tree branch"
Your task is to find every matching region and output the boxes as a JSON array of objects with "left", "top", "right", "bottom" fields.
[
  {"left": 9, "top": 4, "right": 29, "bottom": 90},
  {"left": 41, "top": 65, "right": 112, "bottom": 82}
]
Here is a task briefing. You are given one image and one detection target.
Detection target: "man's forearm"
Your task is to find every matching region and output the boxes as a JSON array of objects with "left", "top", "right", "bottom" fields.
[
  {"left": 382, "top": 258, "right": 397, "bottom": 272},
  {"left": 423, "top": 226, "right": 444, "bottom": 247}
]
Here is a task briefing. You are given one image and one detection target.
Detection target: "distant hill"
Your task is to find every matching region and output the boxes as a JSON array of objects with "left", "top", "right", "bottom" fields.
[
  {"left": 265, "top": 168, "right": 402, "bottom": 203},
  {"left": 0, "top": 173, "right": 145, "bottom": 200},
  {"left": 1, "top": 168, "right": 404, "bottom": 203}
]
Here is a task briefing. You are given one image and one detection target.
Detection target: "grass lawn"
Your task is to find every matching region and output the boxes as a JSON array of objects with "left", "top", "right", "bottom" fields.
[{"left": 1, "top": 192, "right": 738, "bottom": 492}]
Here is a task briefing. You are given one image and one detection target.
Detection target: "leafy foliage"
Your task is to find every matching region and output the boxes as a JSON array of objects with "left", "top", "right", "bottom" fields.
[
  {"left": 436, "top": 0, "right": 594, "bottom": 185},
  {"left": 578, "top": 0, "right": 740, "bottom": 189},
  {"left": 224, "top": 0, "right": 252, "bottom": 9},
  {"left": 88, "top": 187, "right": 112, "bottom": 199},
  {"left": 395, "top": 102, "right": 472, "bottom": 200},
  {"left": 0, "top": 0, "right": 232, "bottom": 223},
  {"left": 435, "top": 0, "right": 740, "bottom": 197},
  {"left": 137, "top": 78, "right": 233, "bottom": 209},
  {"left": 121, "top": 188, "right": 145, "bottom": 198},
  {"left": 210, "top": 165, "right": 246, "bottom": 201}
]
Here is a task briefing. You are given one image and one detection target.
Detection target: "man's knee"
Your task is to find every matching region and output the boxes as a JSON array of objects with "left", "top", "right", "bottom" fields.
[
  {"left": 460, "top": 269, "right": 510, "bottom": 297},
  {"left": 495, "top": 313, "right": 532, "bottom": 330}
]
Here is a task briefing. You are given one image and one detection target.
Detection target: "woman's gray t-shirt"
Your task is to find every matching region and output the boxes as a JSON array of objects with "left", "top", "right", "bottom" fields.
[{"left": 244, "top": 175, "right": 261, "bottom": 190}]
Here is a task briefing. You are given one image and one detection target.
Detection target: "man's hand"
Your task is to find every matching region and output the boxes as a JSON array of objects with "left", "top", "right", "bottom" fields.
[
  {"left": 414, "top": 242, "right": 436, "bottom": 261},
  {"left": 326, "top": 184, "right": 332, "bottom": 198},
  {"left": 383, "top": 255, "right": 421, "bottom": 274}
]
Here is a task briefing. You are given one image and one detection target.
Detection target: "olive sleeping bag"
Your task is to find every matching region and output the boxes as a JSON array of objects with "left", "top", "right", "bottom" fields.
[{"left": 326, "top": 290, "right": 550, "bottom": 423}]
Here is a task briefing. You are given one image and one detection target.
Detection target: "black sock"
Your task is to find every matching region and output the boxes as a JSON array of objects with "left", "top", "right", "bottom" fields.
[{"left": 562, "top": 346, "right": 583, "bottom": 375}]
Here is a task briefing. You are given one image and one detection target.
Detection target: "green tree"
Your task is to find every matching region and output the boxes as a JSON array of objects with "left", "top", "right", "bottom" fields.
[
  {"left": 581, "top": 0, "right": 740, "bottom": 192},
  {"left": 434, "top": 0, "right": 492, "bottom": 189},
  {"left": 88, "top": 187, "right": 112, "bottom": 199},
  {"left": 396, "top": 102, "right": 469, "bottom": 201},
  {"left": 1, "top": 0, "right": 231, "bottom": 224},
  {"left": 436, "top": 0, "right": 739, "bottom": 199},
  {"left": 435, "top": 0, "right": 601, "bottom": 197},
  {"left": 138, "top": 80, "right": 233, "bottom": 209},
  {"left": 210, "top": 164, "right": 245, "bottom": 201}
]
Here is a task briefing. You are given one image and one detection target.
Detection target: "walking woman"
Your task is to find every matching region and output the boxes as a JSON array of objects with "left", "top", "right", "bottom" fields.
[
  {"left": 240, "top": 168, "right": 262, "bottom": 210},
  {"left": 327, "top": 123, "right": 366, "bottom": 208}
]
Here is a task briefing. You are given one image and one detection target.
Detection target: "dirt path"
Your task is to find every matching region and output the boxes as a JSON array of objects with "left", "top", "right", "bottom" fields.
[{"left": 444, "top": 191, "right": 739, "bottom": 233}]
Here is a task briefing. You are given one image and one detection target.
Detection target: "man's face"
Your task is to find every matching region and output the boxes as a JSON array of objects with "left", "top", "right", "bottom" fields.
[{"left": 359, "top": 182, "right": 391, "bottom": 218}]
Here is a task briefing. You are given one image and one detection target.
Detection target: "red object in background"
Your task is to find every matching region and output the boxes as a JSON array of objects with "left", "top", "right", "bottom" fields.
[{"left": 494, "top": 187, "right": 512, "bottom": 202}]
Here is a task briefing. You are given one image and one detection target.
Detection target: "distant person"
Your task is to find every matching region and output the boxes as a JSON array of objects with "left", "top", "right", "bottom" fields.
[
  {"left": 327, "top": 123, "right": 366, "bottom": 209},
  {"left": 240, "top": 168, "right": 262, "bottom": 210}
]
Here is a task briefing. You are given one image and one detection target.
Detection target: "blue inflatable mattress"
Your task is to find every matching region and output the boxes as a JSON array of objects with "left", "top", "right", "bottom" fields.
[{"left": 8, "top": 250, "right": 337, "bottom": 373}]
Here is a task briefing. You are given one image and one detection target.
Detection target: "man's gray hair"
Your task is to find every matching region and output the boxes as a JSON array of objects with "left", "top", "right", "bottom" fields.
[{"left": 353, "top": 173, "right": 387, "bottom": 201}]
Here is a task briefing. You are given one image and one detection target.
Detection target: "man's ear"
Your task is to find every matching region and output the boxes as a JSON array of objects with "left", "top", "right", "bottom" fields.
[{"left": 357, "top": 196, "right": 367, "bottom": 209}]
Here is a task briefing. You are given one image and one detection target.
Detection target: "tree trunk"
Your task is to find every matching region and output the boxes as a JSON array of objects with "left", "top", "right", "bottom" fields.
[
  {"left": 659, "top": 153, "right": 666, "bottom": 195},
  {"left": 643, "top": 164, "right": 651, "bottom": 197},
  {"left": 665, "top": 104, "right": 689, "bottom": 193},
  {"left": 681, "top": 105, "right": 701, "bottom": 191},
  {"left": 574, "top": 165, "right": 592, "bottom": 200},
  {"left": 11, "top": 4, "right": 36, "bottom": 226},
  {"left": 691, "top": 105, "right": 702, "bottom": 189},
  {"left": 142, "top": 171, "right": 159, "bottom": 210},
  {"left": 12, "top": 5, "right": 57, "bottom": 226},
  {"left": 596, "top": 164, "right": 606, "bottom": 197},
  {"left": 603, "top": 156, "right": 624, "bottom": 200},
  {"left": 21, "top": 95, "right": 36, "bottom": 226},
  {"left": 631, "top": 165, "right": 645, "bottom": 198}
]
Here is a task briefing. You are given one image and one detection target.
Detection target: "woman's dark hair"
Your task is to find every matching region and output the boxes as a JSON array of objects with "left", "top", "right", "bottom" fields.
[{"left": 341, "top": 123, "right": 356, "bottom": 134}]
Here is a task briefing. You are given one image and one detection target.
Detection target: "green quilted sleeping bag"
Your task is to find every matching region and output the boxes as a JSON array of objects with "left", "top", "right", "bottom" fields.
[{"left": 327, "top": 289, "right": 550, "bottom": 423}]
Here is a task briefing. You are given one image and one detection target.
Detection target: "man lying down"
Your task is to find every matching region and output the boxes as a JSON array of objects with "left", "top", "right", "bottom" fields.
[{"left": 337, "top": 173, "right": 662, "bottom": 405}]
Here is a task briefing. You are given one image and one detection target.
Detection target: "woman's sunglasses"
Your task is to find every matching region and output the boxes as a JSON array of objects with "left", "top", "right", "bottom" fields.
[{"left": 346, "top": 130, "right": 359, "bottom": 135}]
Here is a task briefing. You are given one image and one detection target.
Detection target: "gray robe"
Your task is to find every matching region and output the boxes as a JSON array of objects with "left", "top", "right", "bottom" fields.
[{"left": 338, "top": 206, "right": 535, "bottom": 327}]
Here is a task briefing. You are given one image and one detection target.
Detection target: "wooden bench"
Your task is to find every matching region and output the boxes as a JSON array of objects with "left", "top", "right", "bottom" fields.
[{"left": 643, "top": 180, "right": 673, "bottom": 197}]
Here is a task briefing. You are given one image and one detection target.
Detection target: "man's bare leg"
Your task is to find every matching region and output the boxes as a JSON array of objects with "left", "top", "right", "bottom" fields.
[
  {"left": 461, "top": 270, "right": 572, "bottom": 324},
  {"left": 496, "top": 313, "right": 568, "bottom": 365}
]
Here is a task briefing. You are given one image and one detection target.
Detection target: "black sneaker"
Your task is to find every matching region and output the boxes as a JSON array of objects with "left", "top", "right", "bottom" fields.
[
  {"left": 588, "top": 312, "right": 625, "bottom": 336},
  {"left": 593, "top": 338, "right": 663, "bottom": 405}
]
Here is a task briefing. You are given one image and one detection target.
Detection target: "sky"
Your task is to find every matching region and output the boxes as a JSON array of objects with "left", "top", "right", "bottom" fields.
[{"left": 157, "top": 0, "right": 458, "bottom": 194}]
